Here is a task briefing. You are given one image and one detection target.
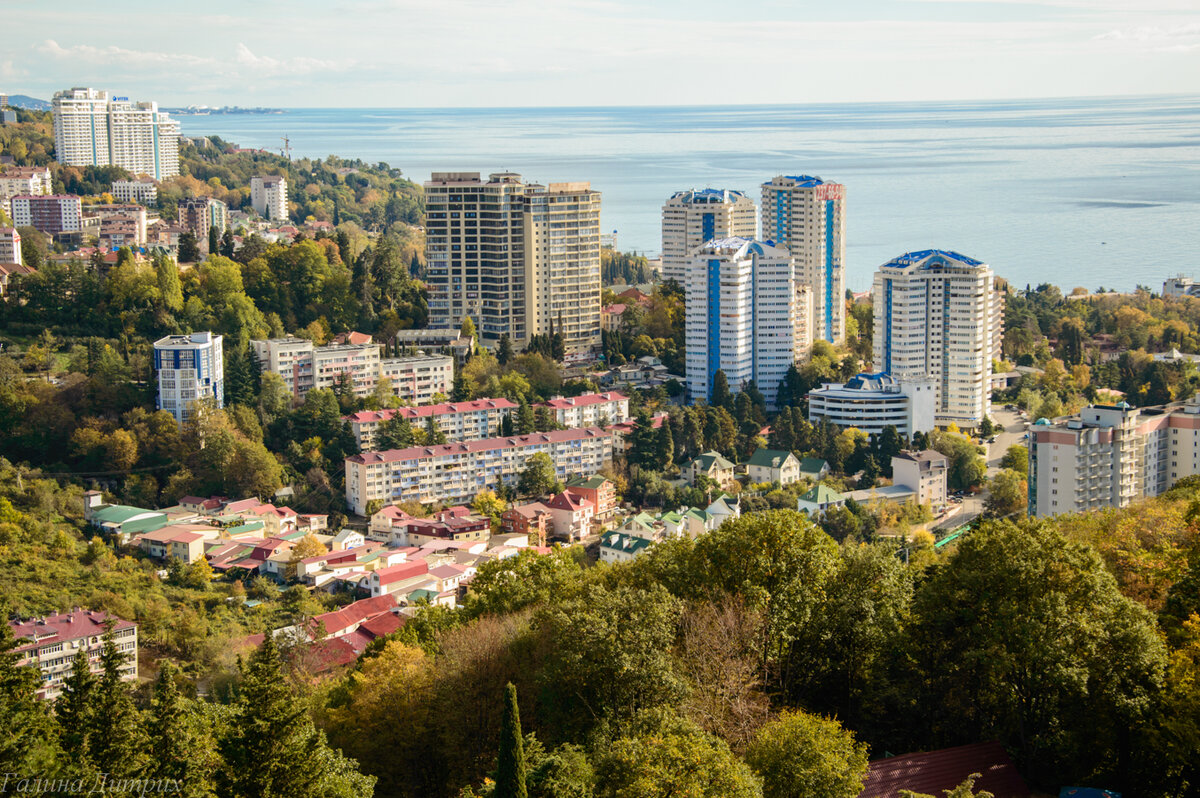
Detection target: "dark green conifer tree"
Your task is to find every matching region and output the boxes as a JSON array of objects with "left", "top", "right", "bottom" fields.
[
  {"left": 208, "top": 225, "right": 220, "bottom": 256},
  {"left": 496, "top": 683, "right": 528, "bottom": 798},
  {"left": 57, "top": 649, "right": 96, "bottom": 762},
  {"left": 89, "top": 625, "right": 147, "bottom": 777}
]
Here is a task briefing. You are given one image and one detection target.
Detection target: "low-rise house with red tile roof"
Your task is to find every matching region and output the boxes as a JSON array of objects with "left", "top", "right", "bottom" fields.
[
  {"left": 565, "top": 474, "right": 617, "bottom": 520},
  {"left": 546, "top": 491, "right": 594, "bottom": 542},
  {"left": 500, "top": 502, "right": 553, "bottom": 547},
  {"left": 134, "top": 524, "right": 220, "bottom": 563},
  {"left": 368, "top": 560, "right": 434, "bottom": 598},
  {"left": 10, "top": 610, "right": 137, "bottom": 700},
  {"left": 601, "top": 303, "right": 627, "bottom": 333},
  {"left": 345, "top": 397, "right": 518, "bottom": 450},
  {"left": 857, "top": 741, "right": 1029, "bottom": 798},
  {"left": 311, "top": 595, "right": 398, "bottom": 639}
]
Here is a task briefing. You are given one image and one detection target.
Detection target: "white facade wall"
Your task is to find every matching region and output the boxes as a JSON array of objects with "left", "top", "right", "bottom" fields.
[
  {"left": 0, "top": 228, "right": 19, "bottom": 264},
  {"left": 111, "top": 179, "right": 158, "bottom": 204},
  {"left": 685, "top": 238, "right": 796, "bottom": 409},
  {"left": 872, "top": 250, "right": 999, "bottom": 428},
  {"left": 344, "top": 428, "right": 615, "bottom": 515},
  {"left": 154, "top": 332, "right": 224, "bottom": 424},
  {"left": 52, "top": 88, "right": 179, "bottom": 179},
  {"left": 807, "top": 373, "right": 937, "bottom": 437},
  {"left": 251, "top": 176, "right": 288, "bottom": 220},
  {"left": 760, "top": 175, "right": 846, "bottom": 345},
  {"left": 660, "top": 189, "right": 757, "bottom": 285},
  {"left": 1029, "top": 397, "right": 1200, "bottom": 518}
]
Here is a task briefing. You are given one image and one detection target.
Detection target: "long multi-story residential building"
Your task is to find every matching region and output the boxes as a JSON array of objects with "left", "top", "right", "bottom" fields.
[
  {"left": 10, "top": 194, "right": 82, "bottom": 236},
  {"left": 0, "top": 227, "right": 19, "bottom": 265},
  {"left": 111, "top": 177, "right": 158, "bottom": 204},
  {"left": 424, "top": 172, "right": 601, "bottom": 354},
  {"left": 153, "top": 332, "right": 224, "bottom": 424},
  {"left": 807, "top": 372, "right": 937, "bottom": 438},
  {"left": 344, "top": 427, "right": 616, "bottom": 515},
  {"left": 389, "top": 329, "right": 476, "bottom": 366},
  {"left": 251, "top": 336, "right": 453, "bottom": 404},
  {"left": 1028, "top": 395, "right": 1200, "bottom": 518},
  {"left": 250, "top": 175, "right": 288, "bottom": 220},
  {"left": 52, "top": 88, "right": 179, "bottom": 180},
  {"left": 0, "top": 166, "right": 52, "bottom": 206},
  {"left": 761, "top": 175, "right": 846, "bottom": 345},
  {"left": 542, "top": 392, "right": 630, "bottom": 428},
  {"left": 346, "top": 398, "right": 519, "bottom": 450},
  {"left": 83, "top": 203, "right": 148, "bottom": 245},
  {"left": 872, "top": 250, "right": 1000, "bottom": 428},
  {"left": 685, "top": 237, "right": 797, "bottom": 409},
  {"left": 11, "top": 610, "right": 138, "bottom": 700},
  {"left": 660, "top": 188, "right": 756, "bottom": 285},
  {"left": 177, "top": 196, "right": 228, "bottom": 239}
]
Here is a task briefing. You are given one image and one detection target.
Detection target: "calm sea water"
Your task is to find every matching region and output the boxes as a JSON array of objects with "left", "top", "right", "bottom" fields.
[{"left": 180, "top": 97, "right": 1200, "bottom": 293}]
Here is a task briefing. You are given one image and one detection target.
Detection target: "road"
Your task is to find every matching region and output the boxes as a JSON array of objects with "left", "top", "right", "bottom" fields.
[{"left": 986, "top": 404, "right": 1028, "bottom": 476}]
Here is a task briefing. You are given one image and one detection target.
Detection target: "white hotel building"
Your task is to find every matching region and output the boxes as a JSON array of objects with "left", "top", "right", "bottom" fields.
[
  {"left": 1029, "top": 395, "right": 1200, "bottom": 518},
  {"left": 153, "top": 332, "right": 224, "bottom": 425},
  {"left": 52, "top": 88, "right": 180, "bottom": 180},
  {"left": 686, "top": 238, "right": 797, "bottom": 409},
  {"left": 542, "top": 392, "right": 630, "bottom": 428},
  {"left": 660, "top": 188, "right": 757, "bottom": 285},
  {"left": 344, "top": 427, "right": 615, "bottom": 515},
  {"left": 807, "top": 372, "right": 937, "bottom": 438},
  {"left": 251, "top": 175, "right": 289, "bottom": 221},
  {"left": 872, "top": 250, "right": 1002, "bottom": 428}
]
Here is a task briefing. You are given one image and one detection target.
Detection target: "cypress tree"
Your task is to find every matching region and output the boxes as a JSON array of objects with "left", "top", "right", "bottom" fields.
[
  {"left": 516, "top": 402, "right": 536, "bottom": 435},
  {"left": 424, "top": 414, "right": 447, "bottom": 445},
  {"left": 220, "top": 228, "right": 236, "bottom": 258},
  {"left": 711, "top": 369, "right": 733, "bottom": 410},
  {"left": 497, "top": 334, "right": 513, "bottom": 366},
  {"left": 89, "top": 625, "right": 147, "bottom": 777},
  {"left": 656, "top": 421, "right": 675, "bottom": 470},
  {"left": 149, "top": 661, "right": 214, "bottom": 796},
  {"left": 208, "top": 224, "right": 220, "bottom": 256},
  {"left": 57, "top": 649, "right": 96, "bottom": 762},
  {"left": 495, "top": 682, "right": 528, "bottom": 798}
]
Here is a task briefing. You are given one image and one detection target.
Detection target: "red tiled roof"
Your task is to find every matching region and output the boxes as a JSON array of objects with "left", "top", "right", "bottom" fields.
[
  {"left": 359, "top": 612, "right": 404, "bottom": 639},
  {"left": 313, "top": 595, "right": 398, "bottom": 637},
  {"left": 10, "top": 610, "right": 136, "bottom": 653},
  {"left": 375, "top": 560, "right": 430, "bottom": 587},
  {"left": 347, "top": 426, "right": 612, "bottom": 464},
  {"left": 858, "top": 742, "right": 1029, "bottom": 798},
  {"left": 505, "top": 502, "right": 552, "bottom": 520},
  {"left": 547, "top": 491, "right": 591, "bottom": 512},
  {"left": 344, "top": 397, "right": 518, "bottom": 424},
  {"left": 603, "top": 303, "right": 627, "bottom": 314},
  {"left": 540, "top": 392, "right": 627, "bottom": 410},
  {"left": 307, "top": 637, "right": 359, "bottom": 673}
]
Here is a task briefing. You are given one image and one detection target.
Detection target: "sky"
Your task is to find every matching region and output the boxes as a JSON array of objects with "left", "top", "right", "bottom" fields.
[{"left": 4, "top": 0, "right": 1200, "bottom": 107}]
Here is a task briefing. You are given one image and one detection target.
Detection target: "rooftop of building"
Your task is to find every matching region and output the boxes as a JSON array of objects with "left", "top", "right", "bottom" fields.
[
  {"left": 10, "top": 610, "right": 136, "bottom": 652},
  {"left": 667, "top": 187, "right": 751, "bottom": 203},
  {"left": 153, "top": 331, "right": 219, "bottom": 348},
  {"left": 881, "top": 249, "right": 985, "bottom": 270},
  {"left": 699, "top": 237, "right": 787, "bottom": 259},
  {"left": 345, "top": 397, "right": 518, "bottom": 424},
  {"left": 542, "top": 392, "right": 627, "bottom": 410},
  {"left": 747, "top": 448, "right": 798, "bottom": 469}
]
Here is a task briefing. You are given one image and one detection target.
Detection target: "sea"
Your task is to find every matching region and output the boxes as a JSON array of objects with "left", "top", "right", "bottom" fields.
[{"left": 178, "top": 95, "right": 1200, "bottom": 293}]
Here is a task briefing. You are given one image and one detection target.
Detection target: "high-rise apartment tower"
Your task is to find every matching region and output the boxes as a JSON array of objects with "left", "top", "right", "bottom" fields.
[
  {"left": 660, "top": 189, "right": 756, "bottom": 285},
  {"left": 52, "top": 88, "right": 180, "bottom": 180},
  {"left": 761, "top": 175, "right": 845, "bottom": 346}
]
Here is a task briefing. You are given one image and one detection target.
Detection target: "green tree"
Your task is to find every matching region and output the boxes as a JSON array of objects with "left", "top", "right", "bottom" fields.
[
  {"left": 90, "top": 625, "right": 147, "bottom": 777},
  {"left": 655, "top": 421, "right": 674, "bottom": 470},
  {"left": 208, "top": 224, "right": 220, "bottom": 256},
  {"left": 376, "top": 412, "right": 416, "bottom": 451},
  {"left": 424, "top": 414, "right": 448, "bottom": 445},
  {"left": 744, "top": 710, "right": 868, "bottom": 798},
  {"left": 56, "top": 649, "right": 96, "bottom": 763},
  {"left": 711, "top": 370, "right": 733, "bottom": 411},
  {"left": 461, "top": 316, "right": 478, "bottom": 342},
  {"left": 537, "top": 585, "right": 687, "bottom": 740},
  {"left": 156, "top": 254, "right": 184, "bottom": 313},
  {"left": 594, "top": 711, "right": 761, "bottom": 798},
  {"left": 148, "top": 661, "right": 215, "bottom": 797},
  {"left": 0, "top": 609, "right": 61, "bottom": 777},
  {"left": 178, "top": 232, "right": 202, "bottom": 263},
  {"left": 984, "top": 468, "right": 1027, "bottom": 519},
  {"left": 497, "top": 683, "right": 529, "bottom": 798},
  {"left": 498, "top": 334, "right": 514, "bottom": 366},
  {"left": 1000, "top": 444, "right": 1028, "bottom": 475},
  {"left": 979, "top": 415, "right": 996, "bottom": 438},
  {"left": 518, "top": 452, "right": 560, "bottom": 497},
  {"left": 516, "top": 402, "right": 536, "bottom": 435},
  {"left": 910, "top": 519, "right": 1167, "bottom": 786},
  {"left": 219, "top": 636, "right": 376, "bottom": 797},
  {"left": 901, "top": 774, "right": 993, "bottom": 798}
]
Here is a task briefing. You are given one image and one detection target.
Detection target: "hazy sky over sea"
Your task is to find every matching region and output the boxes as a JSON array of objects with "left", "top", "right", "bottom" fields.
[{"left": 5, "top": 0, "right": 1200, "bottom": 106}]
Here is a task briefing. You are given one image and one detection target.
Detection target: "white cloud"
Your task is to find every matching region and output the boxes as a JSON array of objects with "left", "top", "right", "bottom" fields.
[
  {"left": 233, "top": 43, "right": 351, "bottom": 76},
  {"left": 39, "top": 39, "right": 217, "bottom": 69}
]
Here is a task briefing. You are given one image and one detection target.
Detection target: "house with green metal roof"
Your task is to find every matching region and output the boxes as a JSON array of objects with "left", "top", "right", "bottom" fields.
[
  {"left": 799, "top": 457, "right": 830, "bottom": 481},
  {"left": 797, "top": 484, "right": 847, "bottom": 516},
  {"left": 684, "top": 450, "right": 736, "bottom": 488},
  {"left": 661, "top": 506, "right": 715, "bottom": 539},
  {"left": 82, "top": 491, "right": 169, "bottom": 544},
  {"left": 599, "top": 531, "right": 654, "bottom": 564},
  {"left": 617, "top": 511, "right": 661, "bottom": 540},
  {"left": 746, "top": 448, "right": 802, "bottom": 485}
]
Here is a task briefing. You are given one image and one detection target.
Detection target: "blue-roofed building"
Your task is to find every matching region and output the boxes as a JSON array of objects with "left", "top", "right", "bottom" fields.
[
  {"left": 761, "top": 174, "right": 846, "bottom": 346},
  {"left": 871, "top": 249, "right": 1002, "bottom": 428},
  {"left": 661, "top": 188, "right": 756, "bottom": 284}
]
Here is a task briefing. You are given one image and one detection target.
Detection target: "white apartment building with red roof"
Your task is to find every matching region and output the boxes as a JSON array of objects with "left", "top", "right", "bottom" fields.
[
  {"left": 346, "top": 397, "right": 518, "bottom": 450},
  {"left": 10, "top": 610, "right": 137, "bottom": 700}
]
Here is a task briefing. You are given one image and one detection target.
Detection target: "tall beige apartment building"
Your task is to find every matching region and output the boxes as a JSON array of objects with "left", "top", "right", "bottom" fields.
[
  {"left": 425, "top": 172, "right": 601, "bottom": 354},
  {"left": 872, "top": 249, "right": 1000, "bottom": 428},
  {"left": 660, "top": 188, "right": 757, "bottom": 285},
  {"left": 52, "top": 88, "right": 180, "bottom": 180},
  {"left": 761, "top": 175, "right": 846, "bottom": 345}
]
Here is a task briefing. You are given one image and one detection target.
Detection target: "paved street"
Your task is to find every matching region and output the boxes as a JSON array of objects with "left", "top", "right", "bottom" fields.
[{"left": 986, "top": 404, "right": 1028, "bottom": 475}]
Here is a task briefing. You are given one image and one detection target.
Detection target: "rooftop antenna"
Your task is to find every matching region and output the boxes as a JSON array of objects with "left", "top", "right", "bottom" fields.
[{"left": 280, "top": 135, "right": 291, "bottom": 160}]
